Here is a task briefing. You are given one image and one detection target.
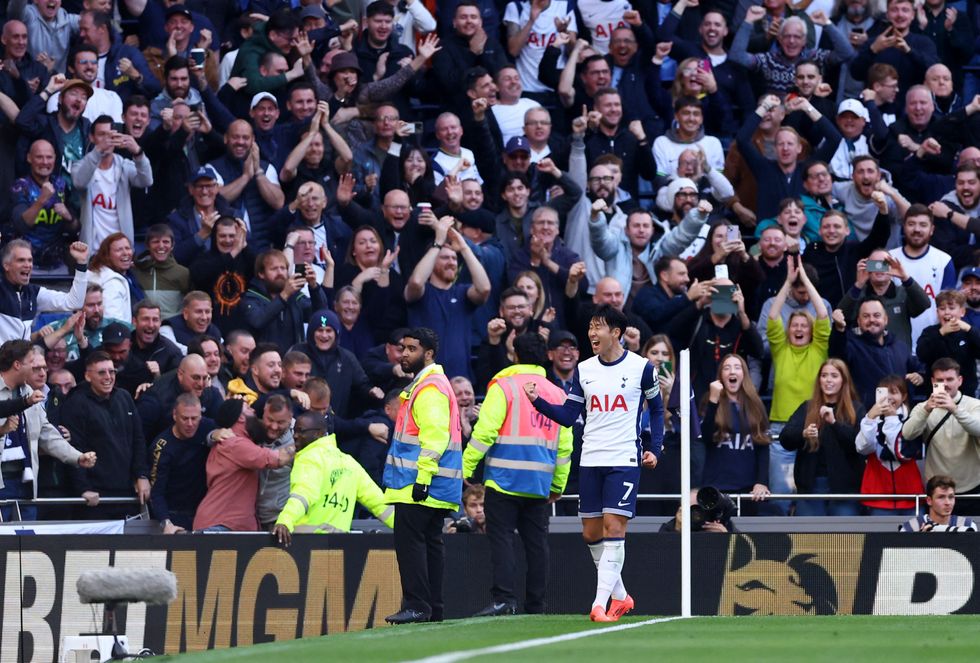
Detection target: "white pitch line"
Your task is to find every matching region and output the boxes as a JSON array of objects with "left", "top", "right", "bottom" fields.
[{"left": 403, "top": 616, "right": 689, "bottom": 663}]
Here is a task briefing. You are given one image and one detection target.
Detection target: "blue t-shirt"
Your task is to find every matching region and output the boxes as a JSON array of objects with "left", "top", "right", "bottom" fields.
[{"left": 407, "top": 283, "right": 476, "bottom": 381}]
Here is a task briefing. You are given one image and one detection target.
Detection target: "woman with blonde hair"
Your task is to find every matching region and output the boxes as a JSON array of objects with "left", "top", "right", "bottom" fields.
[
  {"left": 513, "top": 271, "right": 554, "bottom": 324},
  {"left": 699, "top": 353, "right": 772, "bottom": 514},
  {"left": 780, "top": 358, "right": 866, "bottom": 515}
]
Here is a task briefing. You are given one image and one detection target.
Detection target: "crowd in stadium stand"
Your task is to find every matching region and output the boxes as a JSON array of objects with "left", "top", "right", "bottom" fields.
[{"left": 0, "top": 0, "right": 979, "bottom": 528}]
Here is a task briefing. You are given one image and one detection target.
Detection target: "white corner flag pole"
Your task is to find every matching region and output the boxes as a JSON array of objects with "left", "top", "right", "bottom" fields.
[{"left": 679, "top": 349, "right": 692, "bottom": 618}]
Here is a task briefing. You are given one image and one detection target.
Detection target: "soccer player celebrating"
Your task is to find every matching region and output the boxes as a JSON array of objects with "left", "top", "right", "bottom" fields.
[{"left": 524, "top": 305, "right": 664, "bottom": 622}]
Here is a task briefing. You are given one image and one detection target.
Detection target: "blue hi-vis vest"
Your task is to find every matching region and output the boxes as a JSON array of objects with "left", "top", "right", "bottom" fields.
[
  {"left": 473, "top": 375, "right": 564, "bottom": 498},
  {"left": 383, "top": 371, "right": 463, "bottom": 505}
]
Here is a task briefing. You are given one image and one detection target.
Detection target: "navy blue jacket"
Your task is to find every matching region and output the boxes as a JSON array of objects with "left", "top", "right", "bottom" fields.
[
  {"left": 243, "top": 277, "right": 329, "bottom": 350},
  {"left": 148, "top": 422, "right": 215, "bottom": 528},
  {"left": 829, "top": 327, "right": 923, "bottom": 408}
]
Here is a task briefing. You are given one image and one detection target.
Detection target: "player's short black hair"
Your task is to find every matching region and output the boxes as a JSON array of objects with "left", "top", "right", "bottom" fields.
[
  {"left": 590, "top": 304, "right": 628, "bottom": 339},
  {"left": 514, "top": 333, "right": 549, "bottom": 367},
  {"left": 406, "top": 327, "right": 439, "bottom": 356}
]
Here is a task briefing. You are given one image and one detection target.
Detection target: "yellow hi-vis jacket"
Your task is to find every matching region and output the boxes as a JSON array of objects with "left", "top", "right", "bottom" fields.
[
  {"left": 275, "top": 434, "right": 394, "bottom": 533},
  {"left": 464, "top": 364, "right": 573, "bottom": 498}
]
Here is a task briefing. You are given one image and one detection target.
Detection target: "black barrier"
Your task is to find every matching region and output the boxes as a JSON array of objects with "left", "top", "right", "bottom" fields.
[{"left": 4, "top": 533, "right": 980, "bottom": 661}]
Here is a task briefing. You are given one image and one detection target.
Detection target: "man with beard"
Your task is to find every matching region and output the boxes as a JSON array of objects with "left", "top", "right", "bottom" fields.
[
  {"left": 251, "top": 394, "right": 296, "bottom": 531},
  {"left": 362, "top": 328, "right": 414, "bottom": 395},
  {"left": 406, "top": 219, "right": 491, "bottom": 381},
  {"left": 17, "top": 76, "right": 92, "bottom": 183},
  {"left": 129, "top": 300, "right": 182, "bottom": 378},
  {"left": 633, "top": 256, "right": 702, "bottom": 335},
  {"left": 11, "top": 139, "right": 79, "bottom": 269},
  {"left": 149, "top": 393, "right": 214, "bottom": 533},
  {"left": 243, "top": 249, "right": 329, "bottom": 350},
  {"left": 584, "top": 88, "right": 655, "bottom": 198},
  {"left": 662, "top": 147, "right": 735, "bottom": 212},
  {"left": 833, "top": 154, "right": 909, "bottom": 248},
  {"left": 160, "top": 291, "right": 222, "bottom": 353},
  {"left": 61, "top": 350, "right": 148, "bottom": 519},
  {"left": 839, "top": 248, "right": 931, "bottom": 350},
  {"left": 46, "top": 44, "right": 122, "bottom": 123},
  {"left": 889, "top": 205, "right": 957, "bottom": 350},
  {"left": 192, "top": 397, "right": 294, "bottom": 532},
  {"left": 190, "top": 217, "right": 255, "bottom": 337},
  {"left": 137, "top": 352, "right": 222, "bottom": 441},
  {"left": 803, "top": 206, "right": 891, "bottom": 308},
  {"left": 384, "top": 327, "right": 463, "bottom": 624},
  {"left": 148, "top": 57, "right": 199, "bottom": 131},
  {"left": 77, "top": 10, "right": 160, "bottom": 102},
  {"left": 961, "top": 267, "right": 980, "bottom": 328},
  {"left": 51, "top": 284, "right": 123, "bottom": 359},
  {"left": 475, "top": 287, "right": 537, "bottom": 388},
  {"left": 830, "top": 299, "right": 924, "bottom": 408},
  {"left": 563, "top": 137, "right": 626, "bottom": 289},
  {"left": 291, "top": 310, "right": 383, "bottom": 420},
  {"left": 281, "top": 352, "right": 313, "bottom": 392},
  {"left": 221, "top": 330, "right": 255, "bottom": 385},
  {"left": 208, "top": 119, "right": 285, "bottom": 251},
  {"left": 655, "top": 178, "right": 713, "bottom": 259},
  {"left": 927, "top": 165, "right": 980, "bottom": 271}
]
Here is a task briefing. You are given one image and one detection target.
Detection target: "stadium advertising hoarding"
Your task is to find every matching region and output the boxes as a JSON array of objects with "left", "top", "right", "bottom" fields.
[{"left": 3, "top": 533, "right": 980, "bottom": 661}]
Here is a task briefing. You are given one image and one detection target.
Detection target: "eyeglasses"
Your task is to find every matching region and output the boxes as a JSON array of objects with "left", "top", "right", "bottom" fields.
[{"left": 588, "top": 175, "right": 615, "bottom": 184}]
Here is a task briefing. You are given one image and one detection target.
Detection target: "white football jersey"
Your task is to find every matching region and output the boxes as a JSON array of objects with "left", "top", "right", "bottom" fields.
[
  {"left": 504, "top": 0, "right": 578, "bottom": 93},
  {"left": 567, "top": 350, "right": 659, "bottom": 467},
  {"left": 577, "top": 0, "right": 632, "bottom": 55},
  {"left": 889, "top": 245, "right": 956, "bottom": 351}
]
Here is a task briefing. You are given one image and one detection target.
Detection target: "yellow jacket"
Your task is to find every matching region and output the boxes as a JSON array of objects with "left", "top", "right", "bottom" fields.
[{"left": 276, "top": 434, "right": 394, "bottom": 532}]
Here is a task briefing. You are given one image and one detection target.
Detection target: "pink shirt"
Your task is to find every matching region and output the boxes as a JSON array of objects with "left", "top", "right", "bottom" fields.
[{"left": 193, "top": 434, "right": 280, "bottom": 531}]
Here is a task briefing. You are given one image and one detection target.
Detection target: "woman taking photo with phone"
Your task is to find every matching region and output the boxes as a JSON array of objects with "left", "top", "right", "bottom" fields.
[
  {"left": 780, "top": 358, "right": 866, "bottom": 516},
  {"left": 855, "top": 375, "right": 922, "bottom": 515}
]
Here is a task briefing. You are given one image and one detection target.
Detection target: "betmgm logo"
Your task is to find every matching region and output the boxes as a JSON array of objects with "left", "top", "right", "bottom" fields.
[{"left": 717, "top": 534, "right": 980, "bottom": 615}]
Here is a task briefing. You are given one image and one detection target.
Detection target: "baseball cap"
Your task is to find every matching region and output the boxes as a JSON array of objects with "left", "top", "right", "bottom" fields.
[
  {"left": 101, "top": 322, "right": 131, "bottom": 346},
  {"left": 548, "top": 330, "right": 578, "bottom": 350},
  {"left": 330, "top": 51, "right": 363, "bottom": 74},
  {"left": 505, "top": 136, "right": 530, "bottom": 156},
  {"left": 187, "top": 165, "right": 218, "bottom": 185},
  {"left": 961, "top": 266, "right": 980, "bottom": 282},
  {"left": 300, "top": 5, "right": 327, "bottom": 20},
  {"left": 250, "top": 91, "right": 278, "bottom": 111},
  {"left": 837, "top": 98, "right": 870, "bottom": 122},
  {"left": 164, "top": 4, "right": 194, "bottom": 21},
  {"left": 61, "top": 78, "right": 94, "bottom": 99}
]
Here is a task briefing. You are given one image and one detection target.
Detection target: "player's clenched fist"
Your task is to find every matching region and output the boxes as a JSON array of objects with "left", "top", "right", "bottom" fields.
[
  {"left": 641, "top": 451, "right": 657, "bottom": 469},
  {"left": 522, "top": 381, "right": 538, "bottom": 402}
]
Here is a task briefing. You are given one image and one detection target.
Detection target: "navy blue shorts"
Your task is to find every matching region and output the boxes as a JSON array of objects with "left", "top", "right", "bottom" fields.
[{"left": 579, "top": 466, "right": 642, "bottom": 519}]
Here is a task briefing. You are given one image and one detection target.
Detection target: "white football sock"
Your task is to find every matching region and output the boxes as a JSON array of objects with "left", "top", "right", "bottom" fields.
[{"left": 593, "top": 539, "right": 626, "bottom": 608}]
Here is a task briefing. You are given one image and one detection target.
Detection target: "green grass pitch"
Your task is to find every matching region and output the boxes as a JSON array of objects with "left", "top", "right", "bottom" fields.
[{"left": 163, "top": 614, "right": 980, "bottom": 662}]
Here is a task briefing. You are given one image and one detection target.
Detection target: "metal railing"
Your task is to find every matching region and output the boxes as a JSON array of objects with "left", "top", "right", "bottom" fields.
[
  {"left": 552, "top": 493, "right": 980, "bottom": 517},
  {"left": 0, "top": 497, "right": 144, "bottom": 523}
]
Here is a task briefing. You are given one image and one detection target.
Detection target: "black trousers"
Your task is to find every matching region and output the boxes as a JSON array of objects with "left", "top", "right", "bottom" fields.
[
  {"left": 485, "top": 487, "right": 550, "bottom": 613},
  {"left": 393, "top": 503, "right": 451, "bottom": 619}
]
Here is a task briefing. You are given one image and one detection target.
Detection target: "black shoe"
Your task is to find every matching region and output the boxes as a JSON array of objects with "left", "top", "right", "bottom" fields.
[
  {"left": 473, "top": 601, "right": 518, "bottom": 617},
  {"left": 385, "top": 608, "right": 430, "bottom": 624}
]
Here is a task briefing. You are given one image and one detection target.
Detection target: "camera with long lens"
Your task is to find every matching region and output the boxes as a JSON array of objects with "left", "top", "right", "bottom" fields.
[{"left": 689, "top": 486, "right": 736, "bottom": 532}]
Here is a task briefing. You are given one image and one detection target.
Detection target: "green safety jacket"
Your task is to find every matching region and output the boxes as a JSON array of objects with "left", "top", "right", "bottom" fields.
[{"left": 275, "top": 434, "right": 394, "bottom": 533}]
